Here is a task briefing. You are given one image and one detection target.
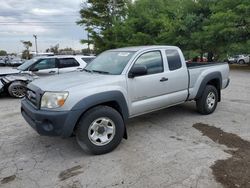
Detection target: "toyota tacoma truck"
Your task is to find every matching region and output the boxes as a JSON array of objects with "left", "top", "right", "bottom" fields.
[{"left": 21, "top": 46, "right": 230, "bottom": 155}]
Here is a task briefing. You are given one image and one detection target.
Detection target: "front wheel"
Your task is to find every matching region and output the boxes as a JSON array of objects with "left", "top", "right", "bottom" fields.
[
  {"left": 196, "top": 85, "right": 218, "bottom": 115},
  {"left": 76, "top": 106, "right": 125, "bottom": 155},
  {"left": 8, "top": 81, "right": 27, "bottom": 98}
]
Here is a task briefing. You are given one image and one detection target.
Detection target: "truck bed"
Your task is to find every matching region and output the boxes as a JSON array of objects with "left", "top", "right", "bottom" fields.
[
  {"left": 186, "top": 62, "right": 227, "bottom": 68},
  {"left": 187, "top": 62, "right": 230, "bottom": 100}
]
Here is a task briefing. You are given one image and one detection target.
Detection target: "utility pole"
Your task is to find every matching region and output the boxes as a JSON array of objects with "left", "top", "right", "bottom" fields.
[
  {"left": 87, "top": 31, "right": 90, "bottom": 54},
  {"left": 33, "top": 34, "right": 38, "bottom": 54}
]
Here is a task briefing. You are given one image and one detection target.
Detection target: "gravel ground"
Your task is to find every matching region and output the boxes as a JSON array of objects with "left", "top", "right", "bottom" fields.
[{"left": 0, "top": 69, "right": 249, "bottom": 188}]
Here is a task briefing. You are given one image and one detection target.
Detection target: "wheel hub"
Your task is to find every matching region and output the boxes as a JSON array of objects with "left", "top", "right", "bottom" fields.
[
  {"left": 88, "top": 117, "right": 116, "bottom": 146},
  {"left": 97, "top": 126, "right": 105, "bottom": 134},
  {"left": 207, "top": 92, "right": 216, "bottom": 109},
  {"left": 12, "top": 86, "right": 26, "bottom": 98}
]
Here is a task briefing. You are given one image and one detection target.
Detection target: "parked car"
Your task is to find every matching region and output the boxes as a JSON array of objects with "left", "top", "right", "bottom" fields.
[
  {"left": 236, "top": 54, "right": 250, "bottom": 64},
  {"left": 0, "top": 59, "right": 6, "bottom": 66},
  {"left": 227, "top": 56, "right": 236, "bottom": 64},
  {"left": 21, "top": 45, "right": 230, "bottom": 155},
  {"left": 9, "top": 59, "right": 25, "bottom": 67},
  {"left": 0, "top": 55, "right": 95, "bottom": 98},
  {"left": 227, "top": 54, "right": 250, "bottom": 64}
]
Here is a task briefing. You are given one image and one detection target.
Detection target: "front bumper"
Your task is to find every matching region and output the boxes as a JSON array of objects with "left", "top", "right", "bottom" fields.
[{"left": 21, "top": 99, "right": 82, "bottom": 137}]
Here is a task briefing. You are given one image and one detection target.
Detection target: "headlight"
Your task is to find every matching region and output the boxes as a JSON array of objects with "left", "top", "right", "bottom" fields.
[{"left": 41, "top": 92, "right": 69, "bottom": 109}]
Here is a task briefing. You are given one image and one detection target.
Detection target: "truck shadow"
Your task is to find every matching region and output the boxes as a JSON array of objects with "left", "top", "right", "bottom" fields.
[
  {"left": 14, "top": 102, "right": 198, "bottom": 157},
  {"left": 0, "top": 93, "right": 16, "bottom": 99}
]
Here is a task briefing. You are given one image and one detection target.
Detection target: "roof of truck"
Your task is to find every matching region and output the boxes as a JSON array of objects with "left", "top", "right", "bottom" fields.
[{"left": 109, "top": 45, "right": 178, "bottom": 52}]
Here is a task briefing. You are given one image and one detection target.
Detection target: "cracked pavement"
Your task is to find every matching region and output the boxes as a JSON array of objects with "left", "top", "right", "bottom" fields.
[{"left": 0, "top": 69, "right": 250, "bottom": 188}]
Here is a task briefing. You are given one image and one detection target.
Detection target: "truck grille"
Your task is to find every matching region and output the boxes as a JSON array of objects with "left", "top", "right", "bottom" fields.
[{"left": 26, "top": 89, "right": 38, "bottom": 107}]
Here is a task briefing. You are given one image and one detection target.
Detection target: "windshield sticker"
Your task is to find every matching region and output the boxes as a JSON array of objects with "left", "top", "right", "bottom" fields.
[{"left": 118, "top": 52, "right": 130, "bottom": 57}]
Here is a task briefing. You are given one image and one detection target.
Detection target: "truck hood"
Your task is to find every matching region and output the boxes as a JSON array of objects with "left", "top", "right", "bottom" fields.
[
  {"left": 3, "top": 73, "right": 37, "bottom": 82},
  {"left": 29, "top": 71, "right": 113, "bottom": 91},
  {"left": 0, "top": 68, "right": 20, "bottom": 77}
]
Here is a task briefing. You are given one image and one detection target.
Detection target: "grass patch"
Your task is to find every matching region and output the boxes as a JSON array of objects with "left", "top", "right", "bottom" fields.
[{"left": 229, "top": 64, "right": 250, "bottom": 71}]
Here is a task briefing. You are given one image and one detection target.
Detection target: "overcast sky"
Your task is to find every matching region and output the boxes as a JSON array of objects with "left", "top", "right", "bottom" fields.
[{"left": 0, "top": 0, "right": 87, "bottom": 53}]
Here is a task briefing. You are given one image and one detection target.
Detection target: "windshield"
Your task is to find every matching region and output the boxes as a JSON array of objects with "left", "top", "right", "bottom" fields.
[
  {"left": 84, "top": 51, "right": 135, "bottom": 75},
  {"left": 17, "top": 58, "right": 39, "bottom": 71}
]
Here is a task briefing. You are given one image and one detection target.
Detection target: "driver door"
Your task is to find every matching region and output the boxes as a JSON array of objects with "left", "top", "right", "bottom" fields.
[{"left": 127, "top": 50, "right": 168, "bottom": 116}]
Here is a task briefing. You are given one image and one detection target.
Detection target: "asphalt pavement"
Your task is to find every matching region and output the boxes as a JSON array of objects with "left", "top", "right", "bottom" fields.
[{"left": 0, "top": 69, "right": 249, "bottom": 188}]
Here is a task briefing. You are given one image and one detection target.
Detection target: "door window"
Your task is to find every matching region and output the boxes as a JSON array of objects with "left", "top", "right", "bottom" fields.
[
  {"left": 59, "top": 58, "right": 80, "bottom": 68},
  {"left": 165, "top": 50, "right": 182, "bottom": 71},
  {"left": 133, "top": 51, "right": 163, "bottom": 75},
  {"left": 33, "top": 58, "right": 56, "bottom": 70}
]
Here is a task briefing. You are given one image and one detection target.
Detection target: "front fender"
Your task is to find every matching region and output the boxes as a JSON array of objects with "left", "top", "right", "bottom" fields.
[
  {"left": 72, "top": 91, "right": 129, "bottom": 119},
  {"left": 3, "top": 74, "right": 35, "bottom": 83},
  {"left": 61, "top": 91, "right": 129, "bottom": 137}
]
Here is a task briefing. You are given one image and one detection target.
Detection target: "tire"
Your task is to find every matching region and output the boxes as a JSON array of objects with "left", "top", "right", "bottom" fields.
[
  {"left": 238, "top": 60, "right": 245, "bottom": 64},
  {"left": 196, "top": 85, "right": 218, "bottom": 115},
  {"left": 8, "top": 81, "right": 27, "bottom": 98},
  {"left": 76, "top": 106, "right": 125, "bottom": 155}
]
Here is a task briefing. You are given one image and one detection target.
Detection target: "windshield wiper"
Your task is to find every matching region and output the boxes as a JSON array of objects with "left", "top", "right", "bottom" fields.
[
  {"left": 91, "top": 70, "right": 110, "bottom": 74},
  {"left": 82, "top": 68, "right": 92, "bottom": 73}
]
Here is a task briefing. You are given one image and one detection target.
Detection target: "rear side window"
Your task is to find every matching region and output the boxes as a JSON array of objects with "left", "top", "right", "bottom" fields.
[
  {"left": 165, "top": 50, "right": 182, "bottom": 71},
  {"left": 59, "top": 58, "right": 80, "bottom": 68},
  {"left": 82, "top": 57, "right": 95, "bottom": 64}
]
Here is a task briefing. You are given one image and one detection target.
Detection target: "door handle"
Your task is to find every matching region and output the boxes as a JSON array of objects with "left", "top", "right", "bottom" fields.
[
  {"left": 160, "top": 77, "right": 168, "bottom": 82},
  {"left": 49, "top": 71, "right": 56, "bottom": 73}
]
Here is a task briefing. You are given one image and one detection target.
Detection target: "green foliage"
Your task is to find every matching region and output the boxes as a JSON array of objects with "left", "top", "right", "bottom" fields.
[
  {"left": 200, "top": 0, "right": 250, "bottom": 59},
  {"left": 21, "top": 40, "right": 32, "bottom": 59},
  {"left": 0, "top": 50, "right": 7, "bottom": 56},
  {"left": 21, "top": 50, "right": 32, "bottom": 60},
  {"left": 77, "top": 0, "right": 130, "bottom": 53},
  {"left": 21, "top": 40, "right": 32, "bottom": 50},
  {"left": 46, "top": 44, "right": 60, "bottom": 54},
  {"left": 78, "top": 0, "right": 250, "bottom": 59}
]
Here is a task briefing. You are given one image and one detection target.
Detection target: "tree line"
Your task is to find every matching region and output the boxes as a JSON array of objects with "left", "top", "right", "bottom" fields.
[{"left": 78, "top": 0, "right": 250, "bottom": 61}]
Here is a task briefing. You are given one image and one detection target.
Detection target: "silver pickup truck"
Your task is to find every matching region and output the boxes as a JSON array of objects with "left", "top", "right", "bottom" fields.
[{"left": 21, "top": 46, "right": 230, "bottom": 155}]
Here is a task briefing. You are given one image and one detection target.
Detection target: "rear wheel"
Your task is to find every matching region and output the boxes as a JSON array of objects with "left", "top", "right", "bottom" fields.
[
  {"left": 8, "top": 81, "right": 27, "bottom": 98},
  {"left": 76, "top": 106, "right": 125, "bottom": 155},
  {"left": 196, "top": 85, "right": 218, "bottom": 115},
  {"left": 238, "top": 60, "right": 245, "bottom": 64}
]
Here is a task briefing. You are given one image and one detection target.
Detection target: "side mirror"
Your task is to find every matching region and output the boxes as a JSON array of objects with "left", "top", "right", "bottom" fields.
[
  {"left": 128, "top": 65, "right": 147, "bottom": 78},
  {"left": 30, "top": 67, "right": 39, "bottom": 72}
]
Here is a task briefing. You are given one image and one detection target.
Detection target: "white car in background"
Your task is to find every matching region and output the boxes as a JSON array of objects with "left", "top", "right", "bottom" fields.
[
  {"left": 17, "top": 55, "right": 95, "bottom": 76},
  {"left": 0, "top": 55, "right": 95, "bottom": 98},
  {"left": 236, "top": 54, "right": 250, "bottom": 64},
  {"left": 228, "top": 54, "right": 250, "bottom": 64}
]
